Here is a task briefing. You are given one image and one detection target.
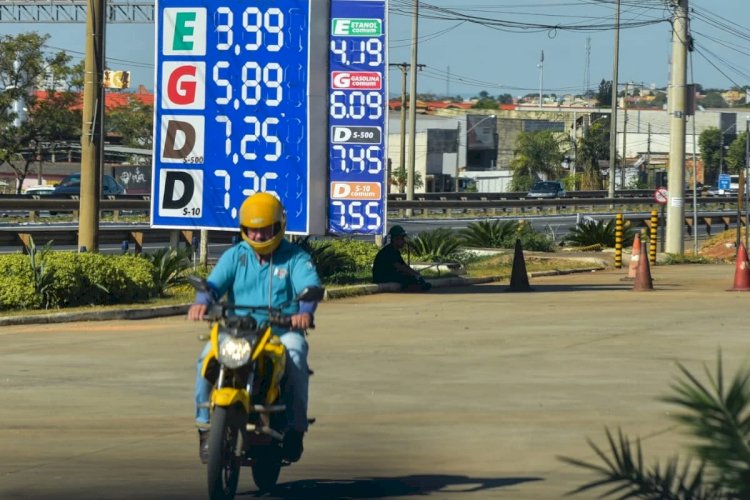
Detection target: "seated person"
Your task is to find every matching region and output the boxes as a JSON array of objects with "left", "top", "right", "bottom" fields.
[{"left": 372, "top": 225, "right": 432, "bottom": 292}]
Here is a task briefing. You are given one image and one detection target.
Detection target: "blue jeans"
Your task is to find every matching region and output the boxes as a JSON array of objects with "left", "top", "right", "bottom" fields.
[{"left": 194, "top": 331, "right": 310, "bottom": 433}]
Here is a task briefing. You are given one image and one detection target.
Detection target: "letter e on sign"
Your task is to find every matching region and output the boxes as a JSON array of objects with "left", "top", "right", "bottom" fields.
[
  {"left": 159, "top": 169, "right": 203, "bottom": 218},
  {"left": 162, "top": 8, "right": 206, "bottom": 56}
]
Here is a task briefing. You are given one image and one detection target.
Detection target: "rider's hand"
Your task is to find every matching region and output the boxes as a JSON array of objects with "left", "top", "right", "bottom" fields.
[
  {"left": 187, "top": 303, "right": 208, "bottom": 321},
  {"left": 290, "top": 312, "right": 313, "bottom": 330}
]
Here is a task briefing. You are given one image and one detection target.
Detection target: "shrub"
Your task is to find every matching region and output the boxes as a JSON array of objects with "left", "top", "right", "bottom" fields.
[
  {"left": 564, "top": 218, "right": 636, "bottom": 248},
  {"left": 110, "top": 254, "right": 157, "bottom": 302},
  {"left": 325, "top": 238, "right": 379, "bottom": 270},
  {"left": 0, "top": 254, "right": 39, "bottom": 310},
  {"left": 144, "top": 247, "right": 192, "bottom": 297},
  {"left": 459, "top": 220, "right": 519, "bottom": 248},
  {"left": 295, "top": 236, "right": 357, "bottom": 280},
  {"left": 407, "top": 228, "right": 463, "bottom": 261}
]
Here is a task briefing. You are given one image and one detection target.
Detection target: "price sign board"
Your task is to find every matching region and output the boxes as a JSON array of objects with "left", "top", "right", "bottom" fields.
[
  {"left": 327, "top": 0, "right": 388, "bottom": 235},
  {"left": 152, "top": 0, "right": 329, "bottom": 234}
]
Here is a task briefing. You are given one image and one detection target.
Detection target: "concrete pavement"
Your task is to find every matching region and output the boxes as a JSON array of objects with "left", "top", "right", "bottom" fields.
[{"left": 1, "top": 263, "right": 748, "bottom": 499}]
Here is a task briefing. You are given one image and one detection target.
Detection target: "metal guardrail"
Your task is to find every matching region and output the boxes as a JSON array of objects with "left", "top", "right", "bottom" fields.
[{"left": 0, "top": 194, "right": 741, "bottom": 251}]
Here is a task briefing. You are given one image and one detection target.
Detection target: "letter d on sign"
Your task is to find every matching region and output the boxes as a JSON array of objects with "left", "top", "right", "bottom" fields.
[{"left": 159, "top": 169, "right": 204, "bottom": 218}]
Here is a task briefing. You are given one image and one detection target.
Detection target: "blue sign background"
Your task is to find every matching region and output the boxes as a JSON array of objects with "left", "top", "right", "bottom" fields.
[
  {"left": 718, "top": 173, "right": 731, "bottom": 190},
  {"left": 152, "top": 0, "right": 328, "bottom": 234},
  {"left": 327, "top": 0, "right": 387, "bottom": 235}
]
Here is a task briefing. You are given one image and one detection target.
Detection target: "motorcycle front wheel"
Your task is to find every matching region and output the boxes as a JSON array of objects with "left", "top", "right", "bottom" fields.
[{"left": 207, "top": 406, "right": 242, "bottom": 500}]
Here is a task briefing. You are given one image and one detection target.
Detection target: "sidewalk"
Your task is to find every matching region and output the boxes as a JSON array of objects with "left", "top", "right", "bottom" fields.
[{"left": 0, "top": 265, "right": 607, "bottom": 326}]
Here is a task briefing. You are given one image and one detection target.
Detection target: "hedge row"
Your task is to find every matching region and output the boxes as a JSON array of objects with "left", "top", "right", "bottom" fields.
[{"left": 0, "top": 252, "right": 157, "bottom": 310}]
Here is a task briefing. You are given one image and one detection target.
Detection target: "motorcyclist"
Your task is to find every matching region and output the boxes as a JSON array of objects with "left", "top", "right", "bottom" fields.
[{"left": 187, "top": 192, "right": 322, "bottom": 464}]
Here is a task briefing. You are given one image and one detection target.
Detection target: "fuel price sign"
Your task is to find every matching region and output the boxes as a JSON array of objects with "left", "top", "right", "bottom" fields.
[
  {"left": 327, "top": 0, "right": 388, "bottom": 235},
  {"left": 152, "top": 0, "right": 329, "bottom": 233}
]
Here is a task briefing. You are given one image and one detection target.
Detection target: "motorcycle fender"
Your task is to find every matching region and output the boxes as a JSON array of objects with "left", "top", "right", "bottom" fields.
[
  {"left": 200, "top": 324, "right": 220, "bottom": 380},
  {"left": 264, "top": 337, "right": 286, "bottom": 404},
  {"left": 211, "top": 388, "right": 250, "bottom": 414}
]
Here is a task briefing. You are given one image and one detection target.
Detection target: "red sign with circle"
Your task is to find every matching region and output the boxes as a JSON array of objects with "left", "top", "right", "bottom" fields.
[{"left": 654, "top": 187, "right": 669, "bottom": 205}]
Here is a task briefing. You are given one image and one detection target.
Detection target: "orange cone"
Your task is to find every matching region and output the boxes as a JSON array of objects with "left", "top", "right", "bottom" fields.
[
  {"left": 507, "top": 238, "right": 533, "bottom": 292},
  {"left": 729, "top": 242, "right": 750, "bottom": 291},
  {"left": 621, "top": 232, "right": 641, "bottom": 281},
  {"left": 633, "top": 239, "right": 653, "bottom": 291}
]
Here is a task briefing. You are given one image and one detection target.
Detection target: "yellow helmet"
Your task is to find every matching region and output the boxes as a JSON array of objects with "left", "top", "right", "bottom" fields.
[{"left": 239, "top": 192, "right": 286, "bottom": 255}]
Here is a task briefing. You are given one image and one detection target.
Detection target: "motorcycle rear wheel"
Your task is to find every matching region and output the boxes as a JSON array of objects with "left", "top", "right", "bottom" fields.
[
  {"left": 207, "top": 406, "right": 241, "bottom": 500},
  {"left": 251, "top": 446, "right": 282, "bottom": 492}
]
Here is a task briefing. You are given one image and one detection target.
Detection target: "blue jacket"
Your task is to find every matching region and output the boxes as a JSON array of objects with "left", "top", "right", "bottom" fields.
[{"left": 198, "top": 239, "right": 321, "bottom": 334}]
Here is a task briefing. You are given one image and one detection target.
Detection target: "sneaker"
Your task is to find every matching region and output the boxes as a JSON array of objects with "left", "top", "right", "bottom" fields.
[
  {"left": 199, "top": 429, "right": 210, "bottom": 464},
  {"left": 282, "top": 430, "right": 304, "bottom": 463}
]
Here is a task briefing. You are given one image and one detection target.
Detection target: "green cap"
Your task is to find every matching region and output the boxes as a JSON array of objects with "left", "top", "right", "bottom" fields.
[{"left": 388, "top": 225, "right": 407, "bottom": 238}]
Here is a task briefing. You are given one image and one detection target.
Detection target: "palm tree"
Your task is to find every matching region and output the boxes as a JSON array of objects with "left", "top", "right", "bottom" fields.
[
  {"left": 459, "top": 220, "right": 520, "bottom": 248},
  {"left": 564, "top": 218, "right": 635, "bottom": 248},
  {"left": 560, "top": 353, "right": 750, "bottom": 498},
  {"left": 510, "top": 131, "right": 563, "bottom": 191},
  {"left": 407, "top": 228, "right": 462, "bottom": 262},
  {"left": 576, "top": 119, "right": 609, "bottom": 190}
]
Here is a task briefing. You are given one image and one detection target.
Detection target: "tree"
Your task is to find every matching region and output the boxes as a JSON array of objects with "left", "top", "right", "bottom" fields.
[
  {"left": 0, "top": 33, "right": 80, "bottom": 192},
  {"left": 509, "top": 131, "right": 563, "bottom": 191},
  {"left": 699, "top": 127, "right": 722, "bottom": 185},
  {"left": 107, "top": 97, "right": 154, "bottom": 148},
  {"left": 497, "top": 93, "right": 513, "bottom": 104},
  {"left": 389, "top": 165, "right": 423, "bottom": 193},
  {"left": 702, "top": 91, "right": 727, "bottom": 108},
  {"left": 576, "top": 119, "right": 609, "bottom": 190},
  {"left": 596, "top": 79, "right": 612, "bottom": 107},
  {"left": 472, "top": 90, "right": 498, "bottom": 110},
  {"left": 725, "top": 131, "right": 747, "bottom": 174}
]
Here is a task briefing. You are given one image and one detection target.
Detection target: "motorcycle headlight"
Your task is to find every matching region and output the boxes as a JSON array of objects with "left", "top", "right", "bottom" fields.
[{"left": 218, "top": 336, "right": 252, "bottom": 369}]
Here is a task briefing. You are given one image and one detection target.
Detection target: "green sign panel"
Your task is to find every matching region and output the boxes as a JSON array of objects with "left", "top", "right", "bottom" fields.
[{"left": 331, "top": 18, "right": 382, "bottom": 36}]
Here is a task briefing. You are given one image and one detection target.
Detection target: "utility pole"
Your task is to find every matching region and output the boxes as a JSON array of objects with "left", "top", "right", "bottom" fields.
[
  {"left": 608, "top": 0, "right": 621, "bottom": 198},
  {"left": 390, "top": 62, "right": 409, "bottom": 193},
  {"left": 621, "top": 82, "right": 628, "bottom": 189},
  {"left": 406, "top": 0, "right": 419, "bottom": 212},
  {"left": 647, "top": 122, "right": 652, "bottom": 186},
  {"left": 538, "top": 50, "right": 544, "bottom": 110},
  {"left": 571, "top": 111, "right": 578, "bottom": 190},
  {"left": 454, "top": 121, "right": 461, "bottom": 192},
  {"left": 665, "top": 0, "right": 689, "bottom": 254},
  {"left": 78, "top": 0, "right": 105, "bottom": 252}
]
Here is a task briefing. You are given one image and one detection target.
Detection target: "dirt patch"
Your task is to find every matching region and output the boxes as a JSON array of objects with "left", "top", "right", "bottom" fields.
[{"left": 698, "top": 229, "right": 747, "bottom": 261}]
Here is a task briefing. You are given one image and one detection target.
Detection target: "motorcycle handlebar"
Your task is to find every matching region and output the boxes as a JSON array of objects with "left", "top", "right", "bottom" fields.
[{"left": 199, "top": 313, "right": 315, "bottom": 330}]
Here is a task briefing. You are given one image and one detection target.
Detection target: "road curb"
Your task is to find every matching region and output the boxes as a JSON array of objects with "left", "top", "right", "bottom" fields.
[{"left": 0, "top": 267, "right": 605, "bottom": 326}]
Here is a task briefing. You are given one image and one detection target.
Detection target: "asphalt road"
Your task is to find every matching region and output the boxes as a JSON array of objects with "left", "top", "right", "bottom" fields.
[{"left": 1, "top": 264, "right": 748, "bottom": 499}]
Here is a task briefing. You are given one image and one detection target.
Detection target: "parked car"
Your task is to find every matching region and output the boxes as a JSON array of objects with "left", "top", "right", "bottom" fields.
[
  {"left": 23, "top": 185, "right": 56, "bottom": 196},
  {"left": 52, "top": 173, "right": 127, "bottom": 196},
  {"left": 527, "top": 180, "right": 566, "bottom": 199}
]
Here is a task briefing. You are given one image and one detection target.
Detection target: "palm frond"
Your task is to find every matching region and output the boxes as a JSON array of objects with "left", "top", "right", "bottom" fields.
[
  {"left": 662, "top": 354, "right": 750, "bottom": 495},
  {"left": 559, "top": 428, "right": 723, "bottom": 499},
  {"left": 407, "top": 228, "right": 462, "bottom": 261},
  {"left": 458, "top": 220, "right": 519, "bottom": 248}
]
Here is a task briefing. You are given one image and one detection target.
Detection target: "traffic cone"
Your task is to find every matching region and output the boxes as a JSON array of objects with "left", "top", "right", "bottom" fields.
[
  {"left": 621, "top": 232, "right": 641, "bottom": 281},
  {"left": 632, "top": 239, "right": 653, "bottom": 291},
  {"left": 507, "top": 238, "right": 533, "bottom": 292},
  {"left": 729, "top": 242, "right": 750, "bottom": 291}
]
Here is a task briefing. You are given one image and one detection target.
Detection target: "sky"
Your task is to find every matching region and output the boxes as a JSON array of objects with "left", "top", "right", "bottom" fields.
[{"left": 1, "top": 0, "right": 748, "bottom": 98}]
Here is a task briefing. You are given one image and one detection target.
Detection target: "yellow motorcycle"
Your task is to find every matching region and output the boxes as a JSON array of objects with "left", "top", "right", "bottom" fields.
[{"left": 188, "top": 276, "right": 324, "bottom": 499}]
